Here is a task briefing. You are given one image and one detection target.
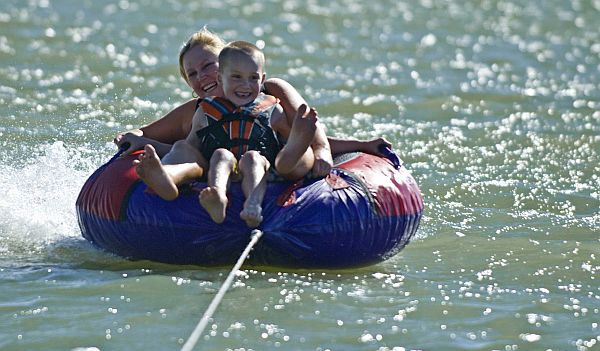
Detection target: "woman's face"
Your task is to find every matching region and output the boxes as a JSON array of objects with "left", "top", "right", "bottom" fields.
[{"left": 182, "top": 45, "right": 223, "bottom": 98}]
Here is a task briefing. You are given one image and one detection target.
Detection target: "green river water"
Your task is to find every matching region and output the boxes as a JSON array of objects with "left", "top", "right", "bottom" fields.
[{"left": 1, "top": 0, "right": 598, "bottom": 350}]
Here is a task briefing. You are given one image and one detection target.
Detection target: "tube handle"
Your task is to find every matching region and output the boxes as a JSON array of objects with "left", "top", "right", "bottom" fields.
[{"left": 378, "top": 144, "right": 402, "bottom": 169}]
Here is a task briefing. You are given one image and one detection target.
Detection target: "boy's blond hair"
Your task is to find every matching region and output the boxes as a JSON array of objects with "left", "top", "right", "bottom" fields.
[{"left": 218, "top": 41, "right": 266, "bottom": 73}]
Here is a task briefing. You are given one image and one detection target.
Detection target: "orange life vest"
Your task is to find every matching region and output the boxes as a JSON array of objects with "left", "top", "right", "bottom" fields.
[{"left": 195, "top": 94, "right": 283, "bottom": 164}]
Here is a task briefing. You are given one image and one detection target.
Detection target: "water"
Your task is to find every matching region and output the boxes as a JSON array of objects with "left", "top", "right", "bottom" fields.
[{"left": 1, "top": 0, "right": 598, "bottom": 350}]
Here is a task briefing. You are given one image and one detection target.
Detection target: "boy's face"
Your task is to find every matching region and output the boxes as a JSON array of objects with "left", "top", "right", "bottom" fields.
[{"left": 218, "top": 53, "right": 265, "bottom": 106}]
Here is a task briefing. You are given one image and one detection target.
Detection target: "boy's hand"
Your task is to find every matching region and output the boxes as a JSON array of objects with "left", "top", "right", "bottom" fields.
[{"left": 312, "top": 146, "right": 333, "bottom": 176}]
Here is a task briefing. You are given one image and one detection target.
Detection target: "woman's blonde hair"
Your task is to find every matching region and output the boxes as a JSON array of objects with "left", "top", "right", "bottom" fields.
[{"left": 178, "top": 26, "right": 226, "bottom": 84}]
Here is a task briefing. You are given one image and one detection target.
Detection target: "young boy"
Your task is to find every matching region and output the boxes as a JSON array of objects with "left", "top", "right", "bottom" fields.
[{"left": 135, "top": 41, "right": 317, "bottom": 228}]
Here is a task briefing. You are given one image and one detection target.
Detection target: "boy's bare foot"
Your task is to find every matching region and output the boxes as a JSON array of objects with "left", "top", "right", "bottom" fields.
[
  {"left": 199, "top": 187, "right": 228, "bottom": 224},
  {"left": 135, "top": 145, "right": 179, "bottom": 200},
  {"left": 240, "top": 201, "right": 263, "bottom": 228},
  {"left": 277, "top": 104, "right": 318, "bottom": 174}
]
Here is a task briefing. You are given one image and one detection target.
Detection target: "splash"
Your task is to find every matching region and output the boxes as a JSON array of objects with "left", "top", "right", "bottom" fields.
[{"left": 0, "top": 141, "right": 111, "bottom": 262}]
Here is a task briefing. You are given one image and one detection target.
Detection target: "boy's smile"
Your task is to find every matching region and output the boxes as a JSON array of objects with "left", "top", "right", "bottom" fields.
[{"left": 218, "top": 53, "right": 265, "bottom": 106}]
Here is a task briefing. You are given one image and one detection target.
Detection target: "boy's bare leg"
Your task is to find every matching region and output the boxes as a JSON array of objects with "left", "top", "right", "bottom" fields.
[
  {"left": 239, "top": 151, "right": 270, "bottom": 228},
  {"left": 199, "top": 149, "right": 235, "bottom": 224},
  {"left": 275, "top": 104, "right": 317, "bottom": 179},
  {"left": 161, "top": 139, "right": 208, "bottom": 166},
  {"left": 135, "top": 144, "right": 203, "bottom": 201}
]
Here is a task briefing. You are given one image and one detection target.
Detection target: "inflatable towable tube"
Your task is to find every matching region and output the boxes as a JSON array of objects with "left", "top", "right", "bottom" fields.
[{"left": 76, "top": 149, "right": 423, "bottom": 268}]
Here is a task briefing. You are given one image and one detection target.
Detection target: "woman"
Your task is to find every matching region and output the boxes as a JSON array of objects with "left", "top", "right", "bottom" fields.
[{"left": 114, "top": 27, "right": 389, "bottom": 177}]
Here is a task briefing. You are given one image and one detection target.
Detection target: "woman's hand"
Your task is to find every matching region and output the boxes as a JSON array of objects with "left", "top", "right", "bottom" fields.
[
  {"left": 114, "top": 129, "right": 147, "bottom": 156},
  {"left": 363, "top": 137, "right": 392, "bottom": 156}
]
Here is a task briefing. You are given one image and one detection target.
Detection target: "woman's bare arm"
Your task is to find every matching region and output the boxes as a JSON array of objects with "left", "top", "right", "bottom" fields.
[
  {"left": 328, "top": 137, "right": 392, "bottom": 156},
  {"left": 139, "top": 98, "right": 197, "bottom": 143},
  {"left": 114, "top": 99, "right": 197, "bottom": 156}
]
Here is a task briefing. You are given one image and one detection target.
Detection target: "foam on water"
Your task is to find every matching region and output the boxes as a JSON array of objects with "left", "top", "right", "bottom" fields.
[{"left": 0, "top": 141, "right": 112, "bottom": 264}]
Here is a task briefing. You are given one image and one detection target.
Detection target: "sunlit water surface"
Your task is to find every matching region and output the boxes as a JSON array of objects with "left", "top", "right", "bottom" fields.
[{"left": 1, "top": 0, "right": 598, "bottom": 350}]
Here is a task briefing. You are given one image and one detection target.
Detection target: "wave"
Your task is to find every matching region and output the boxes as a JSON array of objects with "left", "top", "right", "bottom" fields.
[{"left": 0, "top": 141, "right": 115, "bottom": 266}]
